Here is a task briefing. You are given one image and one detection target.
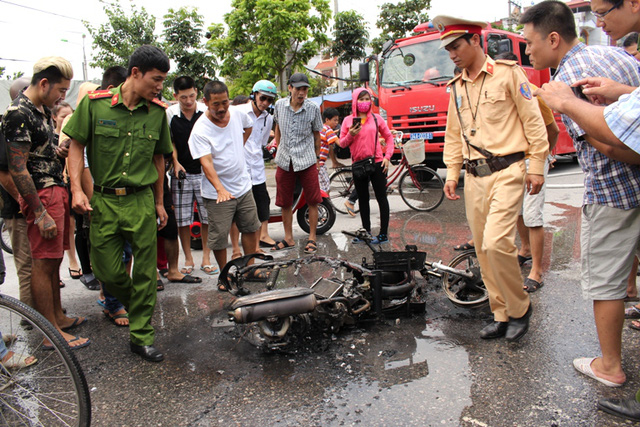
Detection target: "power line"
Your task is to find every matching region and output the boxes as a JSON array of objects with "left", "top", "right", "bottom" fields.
[{"left": 0, "top": 0, "right": 83, "bottom": 22}]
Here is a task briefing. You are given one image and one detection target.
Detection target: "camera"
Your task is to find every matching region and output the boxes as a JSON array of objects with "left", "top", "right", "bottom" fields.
[{"left": 177, "top": 170, "right": 186, "bottom": 180}]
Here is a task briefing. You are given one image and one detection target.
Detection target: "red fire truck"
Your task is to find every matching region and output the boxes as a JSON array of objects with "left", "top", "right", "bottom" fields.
[{"left": 359, "top": 22, "right": 576, "bottom": 171}]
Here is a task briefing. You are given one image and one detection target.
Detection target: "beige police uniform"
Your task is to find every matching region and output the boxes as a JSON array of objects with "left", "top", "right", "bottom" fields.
[{"left": 443, "top": 53, "right": 548, "bottom": 322}]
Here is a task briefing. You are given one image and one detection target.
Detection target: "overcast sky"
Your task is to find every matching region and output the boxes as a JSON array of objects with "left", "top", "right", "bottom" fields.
[{"left": 0, "top": 0, "right": 542, "bottom": 81}]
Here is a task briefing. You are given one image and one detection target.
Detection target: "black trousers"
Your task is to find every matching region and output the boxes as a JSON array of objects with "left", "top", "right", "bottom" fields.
[{"left": 352, "top": 162, "right": 389, "bottom": 235}]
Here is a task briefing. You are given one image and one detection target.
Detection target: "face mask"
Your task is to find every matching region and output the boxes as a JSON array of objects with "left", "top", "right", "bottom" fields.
[{"left": 356, "top": 101, "right": 371, "bottom": 113}]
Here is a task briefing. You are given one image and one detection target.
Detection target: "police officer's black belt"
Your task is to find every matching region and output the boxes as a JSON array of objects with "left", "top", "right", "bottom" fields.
[
  {"left": 93, "top": 184, "right": 150, "bottom": 196},
  {"left": 465, "top": 152, "right": 524, "bottom": 177}
]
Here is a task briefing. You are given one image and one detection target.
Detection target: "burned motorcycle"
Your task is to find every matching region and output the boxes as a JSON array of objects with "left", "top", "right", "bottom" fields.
[{"left": 219, "top": 231, "right": 487, "bottom": 351}]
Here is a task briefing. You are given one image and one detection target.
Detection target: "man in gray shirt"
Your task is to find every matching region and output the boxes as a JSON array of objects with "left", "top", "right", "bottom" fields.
[{"left": 272, "top": 73, "right": 323, "bottom": 254}]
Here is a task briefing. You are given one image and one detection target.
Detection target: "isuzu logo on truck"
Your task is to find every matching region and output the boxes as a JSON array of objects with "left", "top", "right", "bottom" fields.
[{"left": 409, "top": 105, "right": 436, "bottom": 114}]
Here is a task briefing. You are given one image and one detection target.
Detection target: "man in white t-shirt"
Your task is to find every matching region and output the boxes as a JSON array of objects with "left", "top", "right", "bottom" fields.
[{"left": 188, "top": 81, "right": 261, "bottom": 284}]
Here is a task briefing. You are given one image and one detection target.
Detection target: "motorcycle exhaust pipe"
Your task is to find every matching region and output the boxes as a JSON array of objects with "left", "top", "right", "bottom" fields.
[{"left": 230, "top": 294, "right": 318, "bottom": 324}]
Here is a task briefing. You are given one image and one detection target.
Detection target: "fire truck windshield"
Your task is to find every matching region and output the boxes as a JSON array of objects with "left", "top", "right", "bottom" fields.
[{"left": 381, "top": 39, "right": 455, "bottom": 88}]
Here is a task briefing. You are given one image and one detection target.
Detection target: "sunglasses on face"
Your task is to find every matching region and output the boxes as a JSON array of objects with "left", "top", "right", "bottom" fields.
[{"left": 258, "top": 95, "right": 274, "bottom": 104}]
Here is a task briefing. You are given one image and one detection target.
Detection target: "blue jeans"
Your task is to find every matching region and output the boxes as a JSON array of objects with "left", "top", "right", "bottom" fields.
[{"left": 0, "top": 332, "right": 8, "bottom": 360}]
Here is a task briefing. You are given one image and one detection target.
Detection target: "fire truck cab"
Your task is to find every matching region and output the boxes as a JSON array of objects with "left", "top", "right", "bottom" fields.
[{"left": 359, "top": 23, "right": 575, "bottom": 171}]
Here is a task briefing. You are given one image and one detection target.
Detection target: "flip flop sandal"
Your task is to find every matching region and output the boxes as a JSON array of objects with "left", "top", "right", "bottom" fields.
[
  {"left": 157, "top": 280, "right": 165, "bottom": 292},
  {"left": 61, "top": 317, "right": 87, "bottom": 331},
  {"left": 259, "top": 240, "right": 276, "bottom": 248},
  {"left": 43, "top": 337, "right": 91, "bottom": 351},
  {"left": 625, "top": 306, "right": 640, "bottom": 319},
  {"left": 523, "top": 278, "right": 544, "bottom": 293},
  {"left": 200, "top": 265, "right": 219, "bottom": 275},
  {"left": 158, "top": 268, "right": 169, "bottom": 278},
  {"left": 1, "top": 352, "right": 37, "bottom": 369},
  {"left": 629, "top": 320, "right": 640, "bottom": 331},
  {"left": 169, "top": 275, "right": 203, "bottom": 283},
  {"left": 344, "top": 201, "right": 357, "bottom": 217},
  {"left": 180, "top": 265, "right": 194, "bottom": 275},
  {"left": 68, "top": 268, "right": 82, "bottom": 280},
  {"left": 231, "top": 252, "right": 243, "bottom": 260},
  {"left": 518, "top": 254, "right": 532, "bottom": 266},
  {"left": 104, "top": 310, "right": 129, "bottom": 327},
  {"left": 243, "top": 268, "right": 271, "bottom": 282},
  {"left": 453, "top": 242, "right": 474, "bottom": 251},
  {"left": 304, "top": 239, "right": 318, "bottom": 254},
  {"left": 271, "top": 240, "right": 295, "bottom": 251},
  {"left": 573, "top": 357, "right": 624, "bottom": 387}
]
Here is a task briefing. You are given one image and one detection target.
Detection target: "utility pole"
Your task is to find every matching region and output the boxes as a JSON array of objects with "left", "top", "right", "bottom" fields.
[
  {"left": 82, "top": 34, "right": 88, "bottom": 82},
  {"left": 334, "top": 0, "right": 344, "bottom": 92}
]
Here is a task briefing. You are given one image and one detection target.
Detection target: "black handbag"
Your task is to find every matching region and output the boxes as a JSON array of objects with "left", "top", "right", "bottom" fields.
[
  {"left": 351, "top": 156, "right": 376, "bottom": 179},
  {"left": 351, "top": 115, "right": 379, "bottom": 179}
]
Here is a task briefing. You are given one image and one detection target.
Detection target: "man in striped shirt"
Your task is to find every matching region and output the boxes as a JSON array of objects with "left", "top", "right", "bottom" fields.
[
  {"left": 272, "top": 73, "right": 323, "bottom": 254},
  {"left": 522, "top": 0, "right": 640, "bottom": 391}
]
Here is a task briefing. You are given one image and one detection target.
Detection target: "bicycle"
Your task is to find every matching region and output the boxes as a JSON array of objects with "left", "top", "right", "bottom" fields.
[
  {"left": 0, "top": 219, "right": 12, "bottom": 255},
  {"left": 0, "top": 292, "right": 91, "bottom": 426},
  {"left": 328, "top": 131, "right": 445, "bottom": 213}
]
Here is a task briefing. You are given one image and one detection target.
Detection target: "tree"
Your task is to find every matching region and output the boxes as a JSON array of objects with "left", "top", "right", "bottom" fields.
[
  {"left": 162, "top": 7, "right": 217, "bottom": 98},
  {"left": 371, "top": 0, "right": 431, "bottom": 54},
  {"left": 84, "top": 0, "right": 157, "bottom": 70},
  {"left": 331, "top": 11, "right": 369, "bottom": 90},
  {"left": 208, "top": 0, "right": 332, "bottom": 95}
]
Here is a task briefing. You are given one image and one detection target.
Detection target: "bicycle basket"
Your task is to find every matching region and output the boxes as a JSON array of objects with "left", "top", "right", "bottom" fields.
[
  {"left": 373, "top": 250, "right": 427, "bottom": 272},
  {"left": 402, "top": 139, "right": 425, "bottom": 165}
]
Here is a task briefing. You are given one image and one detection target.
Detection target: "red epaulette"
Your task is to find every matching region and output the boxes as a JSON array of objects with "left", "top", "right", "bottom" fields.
[
  {"left": 87, "top": 89, "right": 113, "bottom": 100},
  {"left": 151, "top": 98, "right": 168, "bottom": 109}
]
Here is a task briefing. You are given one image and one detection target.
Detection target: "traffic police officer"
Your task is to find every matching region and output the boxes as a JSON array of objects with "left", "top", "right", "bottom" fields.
[
  {"left": 64, "top": 45, "right": 173, "bottom": 362},
  {"left": 436, "top": 16, "right": 548, "bottom": 341}
]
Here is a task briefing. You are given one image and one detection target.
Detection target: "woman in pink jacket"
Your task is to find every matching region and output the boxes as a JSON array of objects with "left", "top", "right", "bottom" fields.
[{"left": 339, "top": 88, "right": 394, "bottom": 244}]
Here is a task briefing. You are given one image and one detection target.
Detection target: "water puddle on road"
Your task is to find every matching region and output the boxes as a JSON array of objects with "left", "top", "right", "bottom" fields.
[{"left": 319, "top": 322, "right": 472, "bottom": 425}]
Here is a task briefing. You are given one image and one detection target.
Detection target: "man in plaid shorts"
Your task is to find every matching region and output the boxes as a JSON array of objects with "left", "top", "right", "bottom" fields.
[{"left": 167, "top": 76, "right": 217, "bottom": 275}]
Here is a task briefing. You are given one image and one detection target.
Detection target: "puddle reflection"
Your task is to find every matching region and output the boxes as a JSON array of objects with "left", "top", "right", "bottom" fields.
[{"left": 320, "top": 323, "right": 471, "bottom": 425}]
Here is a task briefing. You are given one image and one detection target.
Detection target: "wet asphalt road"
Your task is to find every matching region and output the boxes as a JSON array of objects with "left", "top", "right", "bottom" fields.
[{"left": 2, "top": 158, "right": 639, "bottom": 426}]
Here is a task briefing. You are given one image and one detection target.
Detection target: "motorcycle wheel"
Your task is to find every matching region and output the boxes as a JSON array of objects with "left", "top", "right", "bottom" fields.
[
  {"left": 297, "top": 198, "right": 336, "bottom": 235},
  {"left": 441, "top": 249, "right": 489, "bottom": 308}
]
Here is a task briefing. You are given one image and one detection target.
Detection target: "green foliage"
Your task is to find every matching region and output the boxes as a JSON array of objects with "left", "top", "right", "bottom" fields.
[
  {"left": 371, "top": 0, "right": 431, "bottom": 54},
  {"left": 331, "top": 11, "right": 369, "bottom": 66},
  {"left": 209, "top": 0, "right": 332, "bottom": 93},
  {"left": 10, "top": 71, "right": 24, "bottom": 80},
  {"left": 308, "top": 73, "right": 332, "bottom": 97},
  {"left": 0, "top": 67, "right": 4, "bottom": 80},
  {"left": 84, "top": 0, "right": 157, "bottom": 70},
  {"left": 162, "top": 7, "right": 217, "bottom": 98},
  {"left": 331, "top": 10, "right": 368, "bottom": 89}
]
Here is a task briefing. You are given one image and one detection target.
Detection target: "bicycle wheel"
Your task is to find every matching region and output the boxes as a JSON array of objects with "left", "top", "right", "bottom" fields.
[
  {"left": 441, "top": 249, "right": 489, "bottom": 308},
  {"left": 0, "top": 219, "right": 12, "bottom": 255},
  {"left": 0, "top": 294, "right": 91, "bottom": 426},
  {"left": 328, "top": 169, "right": 359, "bottom": 215},
  {"left": 398, "top": 165, "right": 444, "bottom": 212}
]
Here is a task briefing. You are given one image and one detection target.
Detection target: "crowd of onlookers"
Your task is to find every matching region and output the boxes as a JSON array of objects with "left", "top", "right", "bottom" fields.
[{"left": 3, "top": 0, "right": 640, "bottom": 422}]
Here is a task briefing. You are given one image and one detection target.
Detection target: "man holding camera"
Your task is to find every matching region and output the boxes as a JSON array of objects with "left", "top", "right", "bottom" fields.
[
  {"left": 437, "top": 15, "right": 548, "bottom": 341},
  {"left": 167, "top": 76, "right": 216, "bottom": 275}
]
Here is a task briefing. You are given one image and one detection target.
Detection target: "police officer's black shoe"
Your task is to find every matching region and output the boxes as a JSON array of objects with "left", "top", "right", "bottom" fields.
[
  {"left": 130, "top": 343, "right": 164, "bottom": 362},
  {"left": 505, "top": 303, "right": 532, "bottom": 342},
  {"left": 479, "top": 321, "right": 509, "bottom": 339},
  {"left": 598, "top": 397, "right": 640, "bottom": 422}
]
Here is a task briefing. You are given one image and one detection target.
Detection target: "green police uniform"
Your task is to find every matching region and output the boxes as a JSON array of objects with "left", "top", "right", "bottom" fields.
[{"left": 63, "top": 85, "right": 173, "bottom": 346}]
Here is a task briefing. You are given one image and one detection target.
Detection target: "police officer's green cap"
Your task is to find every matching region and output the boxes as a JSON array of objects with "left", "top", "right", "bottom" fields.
[{"left": 432, "top": 15, "right": 488, "bottom": 48}]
